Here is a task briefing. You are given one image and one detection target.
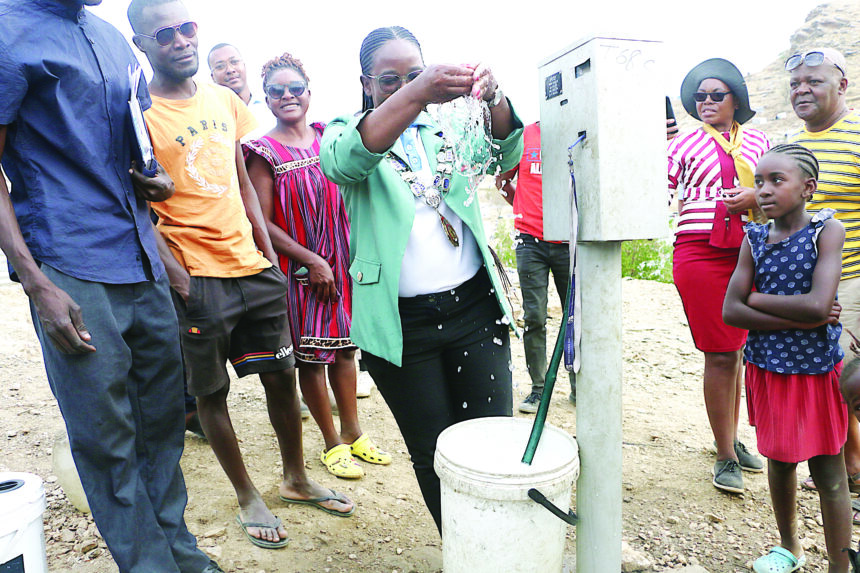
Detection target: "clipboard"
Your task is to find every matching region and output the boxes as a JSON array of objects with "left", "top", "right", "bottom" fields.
[{"left": 128, "top": 65, "right": 158, "bottom": 177}]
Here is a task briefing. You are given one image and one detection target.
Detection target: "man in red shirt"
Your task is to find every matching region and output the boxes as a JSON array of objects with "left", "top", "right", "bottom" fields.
[{"left": 497, "top": 122, "right": 576, "bottom": 413}]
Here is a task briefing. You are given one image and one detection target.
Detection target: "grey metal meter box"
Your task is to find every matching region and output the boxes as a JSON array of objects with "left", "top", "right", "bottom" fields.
[{"left": 539, "top": 36, "right": 667, "bottom": 242}]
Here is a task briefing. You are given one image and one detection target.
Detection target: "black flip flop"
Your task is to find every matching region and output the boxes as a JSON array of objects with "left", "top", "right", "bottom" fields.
[
  {"left": 279, "top": 489, "right": 355, "bottom": 517},
  {"left": 235, "top": 515, "right": 289, "bottom": 549}
]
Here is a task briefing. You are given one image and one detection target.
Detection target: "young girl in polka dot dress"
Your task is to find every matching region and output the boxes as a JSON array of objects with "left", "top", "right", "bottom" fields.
[{"left": 724, "top": 143, "right": 850, "bottom": 572}]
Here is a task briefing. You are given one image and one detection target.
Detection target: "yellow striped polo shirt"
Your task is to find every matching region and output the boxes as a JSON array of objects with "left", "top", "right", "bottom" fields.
[{"left": 790, "top": 111, "right": 860, "bottom": 280}]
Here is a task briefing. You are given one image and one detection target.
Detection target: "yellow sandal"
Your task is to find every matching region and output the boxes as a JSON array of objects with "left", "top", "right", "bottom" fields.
[
  {"left": 320, "top": 444, "right": 364, "bottom": 479},
  {"left": 349, "top": 434, "right": 392, "bottom": 465}
]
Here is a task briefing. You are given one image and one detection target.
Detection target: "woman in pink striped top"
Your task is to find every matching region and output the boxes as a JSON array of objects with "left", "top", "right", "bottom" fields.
[{"left": 668, "top": 58, "right": 770, "bottom": 494}]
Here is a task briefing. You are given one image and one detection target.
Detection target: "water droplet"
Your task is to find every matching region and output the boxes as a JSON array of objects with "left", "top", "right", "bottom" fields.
[
  {"left": 495, "top": 319, "right": 501, "bottom": 325},
  {"left": 500, "top": 316, "right": 511, "bottom": 325},
  {"left": 490, "top": 374, "right": 495, "bottom": 380},
  {"left": 438, "top": 324, "right": 443, "bottom": 330},
  {"left": 455, "top": 296, "right": 460, "bottom": 302},
  {"left": 508, "top": 361, "right": 515, "bottom": 372},
  {"left": 489, "top": 288, "right": 495, "bottom": 294},
  {"left": 488, "top": 396, "right": 492, "bottom": 403},
  {"left": 462, "top": 402, "right": 468, "bottom": 409},
  {"left": 457, "top": 366, "right": 462, "bottom": 373},
  {"left": 493, "top": 337, "right": 503, "bottom": 346},
  {"left": 450, "top": 289, "right": 456, "bottom": 295},
  {"left": 464, "top": 351, "right": 469, "bottom": 356}
]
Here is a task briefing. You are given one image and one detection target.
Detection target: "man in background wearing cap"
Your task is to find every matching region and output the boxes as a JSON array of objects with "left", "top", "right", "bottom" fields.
[{"left": 788, "top": 48, "right": 860, "bottom": 503}]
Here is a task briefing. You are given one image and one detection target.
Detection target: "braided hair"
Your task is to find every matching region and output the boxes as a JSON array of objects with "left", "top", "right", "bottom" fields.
[
  {"left": 261, "top": 52, "right": 309, "bottom": 92},
  {"left": 766, "top": 143, "right": 819, "bottom": 181},
  {"left": 359, "top": 26, "right": 422, "bottom": 112}
]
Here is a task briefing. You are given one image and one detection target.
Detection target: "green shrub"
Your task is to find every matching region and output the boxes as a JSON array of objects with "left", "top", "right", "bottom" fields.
[
  {"left": 492, "top": 215, "right": 674, "bottom": 284},
  {"left": 491, "top": 217, "right": 518, "bottom": 269},
  {"left": 621, "top": 238, "right": 673, "bottom": 283}
]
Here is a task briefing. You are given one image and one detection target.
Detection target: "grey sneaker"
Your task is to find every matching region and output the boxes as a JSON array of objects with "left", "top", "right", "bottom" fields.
[
  {"left": 712, "top": 459, "right": 744, "bottom": 494},
  {"left": 734, "top": 440, "right": 764, "bottom": 473},
  {"left": 518, "top": 392, "right": 542, "bottom": 414}
]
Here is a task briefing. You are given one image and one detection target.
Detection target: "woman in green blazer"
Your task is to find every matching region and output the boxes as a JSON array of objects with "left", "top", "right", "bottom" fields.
[{"left": 320, "top": 26, "right": 523, "bottom": 533}]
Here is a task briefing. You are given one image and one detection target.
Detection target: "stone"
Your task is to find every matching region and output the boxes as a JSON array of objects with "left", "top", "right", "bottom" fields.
[
  {"left": 202, "top": 546, "right": 222, "bottom": 560},
  {"left": 202, "top": 526, "right": 227, "bottom": 538},
  {"left": 621, "top": 540, "right": 654, "bottom": 572}
]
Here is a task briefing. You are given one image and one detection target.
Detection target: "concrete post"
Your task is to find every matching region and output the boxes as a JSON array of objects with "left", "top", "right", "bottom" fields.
[{"left": 575, "top": 241, "right": 623, "bottom": 572}]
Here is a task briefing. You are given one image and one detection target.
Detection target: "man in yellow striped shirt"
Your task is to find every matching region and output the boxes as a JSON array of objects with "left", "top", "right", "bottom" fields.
[{"left": 788, "top": 47, "right": 860, "bottom": 498}]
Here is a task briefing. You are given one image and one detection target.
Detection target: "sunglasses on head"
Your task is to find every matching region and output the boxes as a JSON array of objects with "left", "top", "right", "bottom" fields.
[
  {"left": 265, "top": 81, "right": 307, "bottom": 100},
  {"left": 785, "top": 51, "right": 845, "bottom": 76},
  {"left": 365, "top": 69, "right": 423, "bottom": 94},
  {"left": 138, "top": 21, "right": 197, "bottom": 47},
  {"left": 693, "top": 91, "right": 731, "bottom": 103}
]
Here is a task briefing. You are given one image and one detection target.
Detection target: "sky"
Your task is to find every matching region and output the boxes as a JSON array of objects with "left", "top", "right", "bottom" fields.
[{"left": 91, "top": 0, "right": 823, "bottom": 125}]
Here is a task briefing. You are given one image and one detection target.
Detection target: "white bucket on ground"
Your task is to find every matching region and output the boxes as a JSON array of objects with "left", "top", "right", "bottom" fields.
[
  {"left": 435, "top": 417, "right": 579, "bottom": 573},
  {"left": 0, "top": 472, "right": 48, "bottom": 573},
  {"left": 52, "top": 431, "right": 90, "bottom": 514}
]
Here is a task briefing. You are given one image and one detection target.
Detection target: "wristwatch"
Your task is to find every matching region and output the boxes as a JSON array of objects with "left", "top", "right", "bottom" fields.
[{"left": 487, "top": 88, "right": 504, "bottom": 108}]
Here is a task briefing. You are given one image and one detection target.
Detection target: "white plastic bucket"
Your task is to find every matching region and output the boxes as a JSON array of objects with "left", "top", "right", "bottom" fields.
[
  {"left": 435, "top": 417, "right": 579, "bottom": 573},
  {"left": 52, "top": 431, "right": 90, "bottom": 514},
  {"left": 0, "top": 472, "right": 48, "bottom": 573}
]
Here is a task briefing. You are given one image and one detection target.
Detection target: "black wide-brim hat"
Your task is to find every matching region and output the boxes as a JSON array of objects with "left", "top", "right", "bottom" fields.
[{"left": 680, "top": 58, "right": 755, "bottom": 125}]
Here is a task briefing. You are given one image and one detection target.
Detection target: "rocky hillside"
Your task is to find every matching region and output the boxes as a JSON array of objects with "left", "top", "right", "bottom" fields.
[{"left": 676, "top": 0, "right": 860, "bottom": 142}]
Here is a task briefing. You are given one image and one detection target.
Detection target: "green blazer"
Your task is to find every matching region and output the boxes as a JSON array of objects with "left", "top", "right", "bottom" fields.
[{"left": 320, "top": 107, "right": 524, "bottom": 366}]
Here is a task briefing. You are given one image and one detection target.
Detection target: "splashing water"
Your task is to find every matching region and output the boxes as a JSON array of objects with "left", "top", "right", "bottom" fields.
[{"left": 431, "top": 96, "right": 493, "bottom": 204}]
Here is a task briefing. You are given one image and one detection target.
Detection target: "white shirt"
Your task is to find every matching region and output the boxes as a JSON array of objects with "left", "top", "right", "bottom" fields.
[
  {"left": 398, "top": 127, "right": 482, "bottom": 297},
  {"left": 242, "top": 95, "right": 275, "bottom": 143}
]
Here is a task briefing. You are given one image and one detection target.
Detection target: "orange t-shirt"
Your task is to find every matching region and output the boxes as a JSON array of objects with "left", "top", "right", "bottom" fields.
[{"left": 145, "top": 83, "right": 269, "bottom": 277}]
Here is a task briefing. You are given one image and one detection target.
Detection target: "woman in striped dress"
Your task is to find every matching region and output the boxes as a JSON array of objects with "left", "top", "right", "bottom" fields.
[
  {"left": 668, "top": 58, "right": 769, "bottom": 494},
  {"left": 246, "top": 53, "right": 389, "bottom": 482}
]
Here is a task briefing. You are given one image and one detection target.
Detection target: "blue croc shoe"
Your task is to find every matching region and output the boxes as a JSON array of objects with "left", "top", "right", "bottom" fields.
[{"left": 753, "top": 546, "right": 805, "bottom": 573}]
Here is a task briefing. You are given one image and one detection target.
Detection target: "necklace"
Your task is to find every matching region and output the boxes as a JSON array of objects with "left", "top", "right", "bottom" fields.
[{"left": 389, "top": 144, "right": 460, "bottom": 247}]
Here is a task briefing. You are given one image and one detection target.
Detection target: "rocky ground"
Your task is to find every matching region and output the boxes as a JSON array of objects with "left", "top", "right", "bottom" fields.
[{"left": 2, "top": 216, "right": 857, "bottom": 573}]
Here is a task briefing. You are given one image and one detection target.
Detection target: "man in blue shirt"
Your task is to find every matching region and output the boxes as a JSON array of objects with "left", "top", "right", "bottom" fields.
[{"left": 0, "top": 1, "right": 219, "bottom": 571}]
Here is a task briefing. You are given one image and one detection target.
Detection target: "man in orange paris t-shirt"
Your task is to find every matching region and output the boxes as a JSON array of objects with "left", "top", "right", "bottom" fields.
[
  {"left": 129, "top": 0, "right": 355, "bottom": 550},
  {"left": 496, "top": 122, "right": 576, "bottom": 414}
]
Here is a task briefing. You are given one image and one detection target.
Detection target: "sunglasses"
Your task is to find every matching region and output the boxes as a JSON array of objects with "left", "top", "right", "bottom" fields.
[
  {"left": 365, "top": 70, "right": 423, "bottom": 94},
  {"left": 693, "top": 91, "right": 731, "bottom": 103},
  {"left": 265, "top": 81, "right": 307, "bottom": 100},
  {"left": 138, "top": 21, "right": 198, "bottom": 47},
  {"left": 785, "top": 51, "right": 845, "bottom": 76}
]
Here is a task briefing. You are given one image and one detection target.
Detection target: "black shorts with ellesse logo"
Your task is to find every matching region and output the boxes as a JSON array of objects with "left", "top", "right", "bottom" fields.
[{"left": 171, "top": 266, "right": 295, "bottom": 396}]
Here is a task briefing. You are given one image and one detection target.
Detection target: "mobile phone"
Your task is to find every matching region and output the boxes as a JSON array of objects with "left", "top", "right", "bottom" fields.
[{"left": 666, "top": 96, "right": 678, "bottom": 138}]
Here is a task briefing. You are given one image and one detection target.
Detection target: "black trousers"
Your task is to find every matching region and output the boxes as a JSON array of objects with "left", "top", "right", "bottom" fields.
[{"left": 362, "top": 269, "right": 513, "bottom": 533}]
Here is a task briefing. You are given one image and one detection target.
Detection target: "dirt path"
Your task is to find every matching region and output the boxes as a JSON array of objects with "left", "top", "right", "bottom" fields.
[{"left": 0, "top": 210, "right": 853, "bottom": 572}]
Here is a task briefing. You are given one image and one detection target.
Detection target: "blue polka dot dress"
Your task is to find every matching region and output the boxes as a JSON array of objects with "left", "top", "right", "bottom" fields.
[{"left": 744, "top": 209, "right": 848, "bottom": 463}]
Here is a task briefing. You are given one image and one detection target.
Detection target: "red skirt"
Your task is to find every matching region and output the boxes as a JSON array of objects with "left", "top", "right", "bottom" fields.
[
  {"left": 746, "top": 362, "right": 847, "bottom": 463},
  {"left": 673, "top": 234, "right": 747, "bottom": 352}
]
